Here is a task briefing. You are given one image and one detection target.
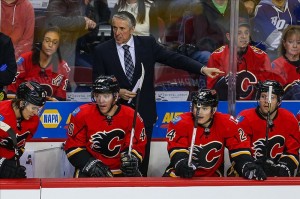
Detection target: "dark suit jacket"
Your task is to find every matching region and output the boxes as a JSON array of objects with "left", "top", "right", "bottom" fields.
[
  {"left": 0, "top": 33, "right": 17, "bottom": 88},
  {"left": 93, "top": 36, "right": 203, "bottom": 127}
]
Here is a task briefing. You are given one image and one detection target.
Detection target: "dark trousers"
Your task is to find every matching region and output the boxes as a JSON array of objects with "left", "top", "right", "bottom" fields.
[{"left": 140, "top": 125, "right": 153, "bottom": 177}]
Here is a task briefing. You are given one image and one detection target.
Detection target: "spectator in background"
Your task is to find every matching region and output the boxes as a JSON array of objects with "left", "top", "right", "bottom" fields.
[
  {"left": 242, "top": 0, "right": 259, "bottom": 17},
  {"left": 64, "top": 76, "right": 146, "bottom": 177},
  {"left": 190, "top": 0, "right": 249, "bottom": 88},
  {"left": 93, "top": 11, "right": 223, "bottom": 176},
  {"left": 75, "top": 0, "right": 111, "bottom": 68},
  {"left": 271, "top": 25, "right": 300, "bottom": 99},
  {"left": 45, "top": 0, "right": 97, "bottom": 67},
  {"left": 0, "top": 32, "right": 17, "bottom": 101},
  {"left": 251, "top": 0, "right": 300, "bottom": 61},
  {"left": 113, "top": 0, "right": 161, "bottom": 41},
  {"left": 87, "top": 0, "right": 111, "bottom": 25},
  {"left": 206, "top": 18, "right": 282, "bottom": 100},
  {"left": 0, "top": 0, "right": 35, "bottom": 58},
  {"left": 163, "top": 0, "right": 192, "bottom": 44},
  {"left": 163, "top": 89, "right": 266, "bottom": 180},
  {"left": 8, "top": 26, "right": 70, "bottom": 101},
  {"left": 191, "top": 0, "right": 249, "bottom": 65},
  {"left": 229, "top": 80, "right": 300, "bottom": 177},
  {"left": 0, "top": 81, "right": 46, "bottom": 179}
]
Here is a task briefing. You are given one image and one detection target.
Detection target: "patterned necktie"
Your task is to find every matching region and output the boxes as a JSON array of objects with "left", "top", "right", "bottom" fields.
[{"left": 122, "top": 45, "right": 134, "bottom": 83}]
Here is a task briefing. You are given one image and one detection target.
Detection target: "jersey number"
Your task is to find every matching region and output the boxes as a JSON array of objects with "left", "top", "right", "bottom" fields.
[
  {"left": 238, "top": 128, "right": 247, "bottom": 142},
  {"left": 166, "top": 129, "right": 176, "bottom": 141}
]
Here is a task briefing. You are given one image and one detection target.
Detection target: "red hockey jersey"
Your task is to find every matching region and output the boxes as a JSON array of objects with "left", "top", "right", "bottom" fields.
[
  {"left": 271, "top": 56, "right": 300, "bottom": 87},
  {"left": 238, "top": 108, "right": 300, "bottom": 172},
  {"left": 64, "top": 104, "right": 147, "bottom": 174},
  {"left": 8, "top": 51, "right": 70, "bottom": 100},
  {"left": 0, "top": 100, "right": 39, "bottom": 159},
  {"left": 207, "top": 45, "right": 283, "bottom": 100},
  {"left": 166, "top": 112, "right": 251, "bottom": 177}
]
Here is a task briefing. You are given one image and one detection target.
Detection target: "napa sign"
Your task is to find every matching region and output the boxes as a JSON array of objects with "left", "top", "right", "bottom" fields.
[{"left": 40, "top": 109, "right": 62, "bottom": 128}]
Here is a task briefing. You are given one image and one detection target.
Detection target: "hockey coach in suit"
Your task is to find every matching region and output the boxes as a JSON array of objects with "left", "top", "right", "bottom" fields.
[{"left": 93, "top": 11, "right": 223, "bottom": 176}]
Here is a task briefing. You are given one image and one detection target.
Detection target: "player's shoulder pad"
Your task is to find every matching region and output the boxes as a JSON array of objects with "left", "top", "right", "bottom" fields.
[
  {"left": 71, "top": 107, "right": 81, "bottom": 116},
  {"left": 228, "top": 115, "right": 239, "bottom": 125},
  {"left": 212, "top": 46, "right": 226, "bottom": 54},
  {"left": 0, "top": 114, "right": 4, "bottom": 121},
  {"left": 236, "top": 115, "right": 245, "bottom": 123},
  {"left": 249, "top": 46, "right": 266, "bottom": 54},
  {"left": 171, "top": 115, "right": 182, "bottom": 124}
]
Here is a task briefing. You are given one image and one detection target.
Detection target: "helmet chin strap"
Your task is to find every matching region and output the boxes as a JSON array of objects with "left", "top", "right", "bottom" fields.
[{"left": 105, "top": 101, "right": 117, "bottom": 115}]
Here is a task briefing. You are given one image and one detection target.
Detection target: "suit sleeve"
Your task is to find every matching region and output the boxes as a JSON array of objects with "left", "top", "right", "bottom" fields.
[
  {"left": 0, "top": 36, "right": 17, "bottom": 86},
  {"left": 149, "top": 36, "right": 205, "bottom": 73},
  {"left": 92, "top": 45, "right": 108, "bottom": 81},
  {"left": 7, "top": 55, "right": 27, "bottom": 94}
]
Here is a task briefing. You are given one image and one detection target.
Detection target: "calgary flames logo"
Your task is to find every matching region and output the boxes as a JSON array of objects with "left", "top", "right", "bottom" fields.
[
  {"left": 236, "top": 70, "right": 257, "bottom": 100},
  {"left": 192, "top": 141, "right": 223, "bottom": 169},
  {"left": 90, "top": 129, "right": 125, "bottom": 158},
  {"left": 252, "top": 135, "right": 285, "bottom": 161}
]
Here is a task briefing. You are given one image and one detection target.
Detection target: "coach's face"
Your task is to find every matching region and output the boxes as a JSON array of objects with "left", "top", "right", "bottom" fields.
[{"left": 112, "top": 17, "right": 134, "bottom": 45}]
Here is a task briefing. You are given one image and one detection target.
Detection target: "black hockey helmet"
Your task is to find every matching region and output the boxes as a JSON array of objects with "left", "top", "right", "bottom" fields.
[
  {"left": 192, "top": 89, "right": 218, "bottom": 107},
  {"left": 92, "top": 75, "right": 120, "bottom": 94},
  {"left": 16, "top": 81, "right": 47, "bottom": 106},
  {"left": 255, "top": 80, "right": 284, "bottom": 102}
]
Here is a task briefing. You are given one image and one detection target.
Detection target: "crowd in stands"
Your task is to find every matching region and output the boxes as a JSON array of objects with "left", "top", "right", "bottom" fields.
[{"left": 0, "top": 0, "right": 299, "bottom": 101}]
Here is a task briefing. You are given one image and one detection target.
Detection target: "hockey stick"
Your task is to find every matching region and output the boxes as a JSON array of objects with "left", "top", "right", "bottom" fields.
[
  {"left": 188, "top": 106, "right": 200, "bottom": 167},
  {"left": 128, "top": 63, "right": 145, "bottom": 156},
  {"left": 0, "top": 121, "right": 20, "bottom": 165},
  {"left": 265, "top": 86, "right": 273, "bottom": 159}
]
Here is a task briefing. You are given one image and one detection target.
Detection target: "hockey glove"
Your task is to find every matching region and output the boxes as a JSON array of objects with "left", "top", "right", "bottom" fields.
[
  {"left": 0, "top": 158, "right": 26, "bottom": 178},
  {"left": 242, "top": 162, "right": 266, "bottom": 181},
  {"left": 81, "top": 158, "right": 113, "bottom": 177},
  {"left": 191, "top": 146, "right": 206, "bottom": 167},
  {"left": 174, "top": 158, "right": 196, "bottom": 178},
  {"left": 263, "top": 159, "right": 291, "bottom": 177},
  {"left": 120, "top": 153, "right": 142, "bottom": 177}
]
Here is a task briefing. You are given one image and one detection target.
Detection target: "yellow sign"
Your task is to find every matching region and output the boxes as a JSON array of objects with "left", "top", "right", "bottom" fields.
[
  {"left": 162, "top": 112, "right": 183, "bottom": 123},
  {"left": 40, "top": 109, "right": 62, "bottom": 128}
]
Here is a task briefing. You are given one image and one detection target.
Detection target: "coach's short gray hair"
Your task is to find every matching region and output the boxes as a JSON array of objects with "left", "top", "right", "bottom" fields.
[{"left": 113, "top": 11, "right": 136, "bottom": 28}]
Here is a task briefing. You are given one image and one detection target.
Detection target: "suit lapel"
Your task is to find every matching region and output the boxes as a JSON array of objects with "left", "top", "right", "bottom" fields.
[{"left": 132, "top": 36, "right": 142, "bottom": 85}]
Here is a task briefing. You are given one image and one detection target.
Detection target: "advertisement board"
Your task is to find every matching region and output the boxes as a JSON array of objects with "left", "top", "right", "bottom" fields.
[{"left": 35, "top": 101, "right": 300, "bottom": 139}]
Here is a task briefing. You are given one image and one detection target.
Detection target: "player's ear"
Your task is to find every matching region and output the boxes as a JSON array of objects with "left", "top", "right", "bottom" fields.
[
  {"left": 212, "top": 107, "right": 217, "bottom": 115},
  {"left": 114, "top": 93, "right": 119, "bottom": 101},
  {"left": 226, "top": 32, "right": 230, "bottom": 41},
  {"left": 20, "top": 100, "right": 26, "bottom": 108}
]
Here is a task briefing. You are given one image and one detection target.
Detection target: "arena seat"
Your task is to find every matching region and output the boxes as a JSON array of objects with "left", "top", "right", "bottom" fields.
[
  {"left": 183, "top": 16, "right": 194, "bottom": 44},
  {"left": 68, "top": 66, "right": 93, "bottom": 92},
  {"left": 73, "top": 66, "right": 93, "bottom": 86}
]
